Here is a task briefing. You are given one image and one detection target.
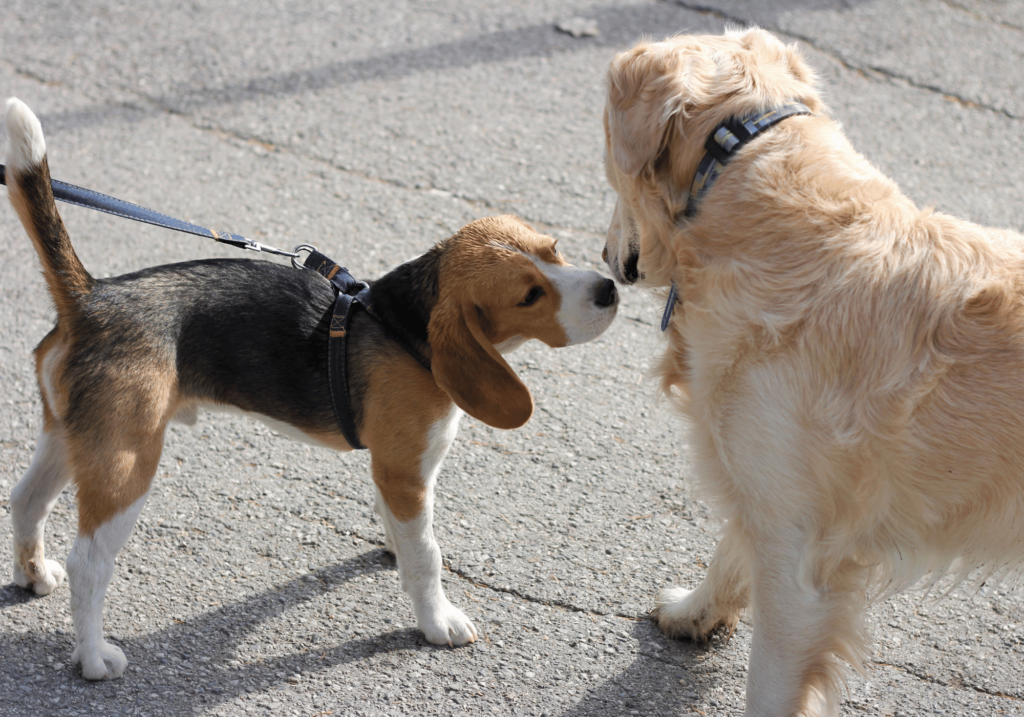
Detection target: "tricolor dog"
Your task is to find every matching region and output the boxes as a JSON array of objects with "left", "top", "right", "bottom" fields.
[{"left": 4, "top": 97, "right": 618, "bottom": 680}]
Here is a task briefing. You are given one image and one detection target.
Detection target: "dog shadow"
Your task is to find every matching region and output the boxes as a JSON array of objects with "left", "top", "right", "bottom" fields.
[
  {"left": 2, "top": 554, "right": 749, "bottom": 716},
  {"left": 560, "top": 619, "right": 742, "bottom": 717},
  {"left": 1, "top": 548, "right": 449, "bottom": 714}
]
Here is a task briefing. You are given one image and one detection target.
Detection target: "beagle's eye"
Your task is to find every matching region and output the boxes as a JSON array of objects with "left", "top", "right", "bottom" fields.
[{"left": 518, "top": 286, "right": 545, "bottom": 307}]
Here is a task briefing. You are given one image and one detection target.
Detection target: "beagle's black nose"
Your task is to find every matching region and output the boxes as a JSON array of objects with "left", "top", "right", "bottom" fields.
[{"left": 594, "top": 278, "right": 618, "bottom": 307}]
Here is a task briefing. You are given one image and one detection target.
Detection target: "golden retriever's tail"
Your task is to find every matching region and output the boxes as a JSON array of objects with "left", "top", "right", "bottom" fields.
[{"left": 5, "top": 97, "right": 93, "bottom": 317}]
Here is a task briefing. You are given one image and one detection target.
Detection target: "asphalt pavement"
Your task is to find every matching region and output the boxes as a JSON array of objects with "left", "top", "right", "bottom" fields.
[{"left": 2, "top": 1, "right": 1023, "bottom": 715}]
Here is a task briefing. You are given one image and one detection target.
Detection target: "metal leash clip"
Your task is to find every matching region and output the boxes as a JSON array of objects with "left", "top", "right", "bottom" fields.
[{"left": 211, "top": 231, "right": 299, "bottom": 258}]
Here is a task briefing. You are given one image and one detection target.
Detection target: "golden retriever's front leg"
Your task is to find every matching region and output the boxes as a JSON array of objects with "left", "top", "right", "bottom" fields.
[
  {"left": 654, "top": 522, "right": 749, "bottom": 640},
  {"left": 743, "top": 528, "right": 867, "bottom": 717}
]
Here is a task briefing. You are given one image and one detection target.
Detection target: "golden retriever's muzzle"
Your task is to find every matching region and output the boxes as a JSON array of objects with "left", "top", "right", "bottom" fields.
[{"left": 603, "top": 201, "right": 641, "bottom": 285}]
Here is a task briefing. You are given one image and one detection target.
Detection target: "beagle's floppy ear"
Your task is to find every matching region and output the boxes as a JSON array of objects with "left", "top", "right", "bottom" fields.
[
  {"left": 429, "top": 297, "right": 534, "bottom": 430},
  {"left": 607, "top": 44, "right": 712, "bottom": 177}
]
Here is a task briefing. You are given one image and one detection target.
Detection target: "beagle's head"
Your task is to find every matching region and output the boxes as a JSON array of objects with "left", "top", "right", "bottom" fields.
[
  {"left": 430, "top": 215, "right": 618, "bottom": 430},
  {"left": 603, "top": 27, "right": 823, "bottom": 286}
]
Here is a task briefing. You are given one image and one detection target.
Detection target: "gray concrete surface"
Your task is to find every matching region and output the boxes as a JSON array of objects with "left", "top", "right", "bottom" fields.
[{"left": 1, "top": 1, "right": 1022, "bottom": 715}]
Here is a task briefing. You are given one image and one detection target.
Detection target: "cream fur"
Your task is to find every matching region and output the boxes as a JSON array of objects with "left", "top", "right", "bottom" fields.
[{"left": 604, "top": 27, "right": 1024, "bottom": 717}]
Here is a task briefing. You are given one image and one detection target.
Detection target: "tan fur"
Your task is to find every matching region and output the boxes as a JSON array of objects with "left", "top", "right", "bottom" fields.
[
  {"left": 34, "top": 327, "right": 62, "bottom": 432},
  {"left": 604, "top": 27, "right": 1024, "bottom": 716},
  {"left": 38, "top": 338, "right": 179, "bottom": 537},
  {"left": 430, "top": 216, "right": 569, "bottom": 429},
  {"left": 362, "top": 352, "right": 451, "bottom": 521}
]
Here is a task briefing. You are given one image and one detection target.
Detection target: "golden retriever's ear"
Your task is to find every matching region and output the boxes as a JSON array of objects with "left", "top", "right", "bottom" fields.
[
  {"left": 607, "top": 48, "right": 671, "bottom": 177},
  {"left": 607, "top": 45, "right": 712, "bottom": 177},
  {"left": 429, "top": 297, "right": 534, "bottom": 429}
]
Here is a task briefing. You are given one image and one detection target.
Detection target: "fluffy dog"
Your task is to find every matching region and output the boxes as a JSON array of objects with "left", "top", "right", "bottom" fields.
[
  {"left": 4, "top": 97, "right": 618, "bottom": 680},
  {"left": 602, "top": 27, "right": 1024, "bottom": 716}
]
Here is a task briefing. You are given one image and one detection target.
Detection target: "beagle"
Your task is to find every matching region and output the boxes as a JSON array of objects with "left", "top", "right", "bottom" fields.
[{"left": 4, "top": 97, "right": 618, "bottom": 680}]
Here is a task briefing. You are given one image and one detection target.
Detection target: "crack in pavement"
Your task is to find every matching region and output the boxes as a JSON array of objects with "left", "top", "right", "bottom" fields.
[
  {"left": 938, "top": 0, "right": 1024, "bottom": 32},
  {"left": 870, "top": 657, "right": 1022, "bottom": 702},
  {"left": 312, "top": 499, "right": 1024, "bottom": 703},
  {"left": 673, "top": 1, "right": 1023, "bottom": 122},
  {"left": 346, "top": 527, "right": 648, "bottom": 623},
  {"left": 3, "top": 64, "right": 613, "bottom": 246}
]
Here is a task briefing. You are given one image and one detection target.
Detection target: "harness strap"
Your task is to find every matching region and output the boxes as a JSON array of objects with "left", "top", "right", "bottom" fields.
[
  {"left": 302, "top": 248, "right": 435, "bottom": 450},
  {"left": 304, "top": 250, "right": 370, "bottom": 450}
]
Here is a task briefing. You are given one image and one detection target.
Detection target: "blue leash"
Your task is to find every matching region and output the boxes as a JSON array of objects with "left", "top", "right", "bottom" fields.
[{"left": 0, "top": 163, "right": 298, "bottom": 258}]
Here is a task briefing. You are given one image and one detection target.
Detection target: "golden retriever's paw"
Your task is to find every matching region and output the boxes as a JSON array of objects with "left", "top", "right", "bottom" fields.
[
  {"left": 13, "top": 556, "right": 66, "bottom": 596},
  {"left": 72, "top": 640, "right": 127, "bottom": 680},
  {"left": 654, "top": 585, "right": 739, "bottom": 642}
]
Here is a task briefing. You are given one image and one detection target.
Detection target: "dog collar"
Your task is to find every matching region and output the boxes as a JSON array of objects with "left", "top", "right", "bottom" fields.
[
  {"left": 299, "top": 248, "right": 431, "bottom": 450},
  {"left": 681, "top": 101, "right": 813, "bottom": 221},
  {"left": 661, "top": 101, "right": 814, "bottom": 331}
]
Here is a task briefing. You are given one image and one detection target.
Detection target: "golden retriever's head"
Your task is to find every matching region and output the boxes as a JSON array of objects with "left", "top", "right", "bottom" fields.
[{"left": 602, "top": 27, "right": 823, "bottom": 286}]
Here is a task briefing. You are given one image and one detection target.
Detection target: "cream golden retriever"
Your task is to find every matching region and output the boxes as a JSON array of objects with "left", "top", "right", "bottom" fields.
[{"left": 602, "top": 27, "right": 1024, "bottom": 716}]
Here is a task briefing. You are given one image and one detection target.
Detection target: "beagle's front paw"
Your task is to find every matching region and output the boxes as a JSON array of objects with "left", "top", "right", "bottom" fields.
[
  {"left": 72, "top": 640, "right": 128, "bottom": 680},
  {"left": 419, "top": 601, "right": 477, "bottom": 647},
  {"left": 14, "top": 557, "right": 67, "bottom": 596}
]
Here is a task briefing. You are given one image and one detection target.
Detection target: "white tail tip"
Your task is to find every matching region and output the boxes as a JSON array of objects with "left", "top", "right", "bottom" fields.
[{"left": 5, "top": 97, "right": 46, "bottom": 172}]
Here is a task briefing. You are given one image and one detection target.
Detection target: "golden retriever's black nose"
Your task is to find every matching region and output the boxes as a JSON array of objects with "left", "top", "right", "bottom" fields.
[
  {"left": 623, "top": 253, "right": 639, "bottom": 283},
  {"left": 595, "top": 278, "right": 618, "bottom": 307}
]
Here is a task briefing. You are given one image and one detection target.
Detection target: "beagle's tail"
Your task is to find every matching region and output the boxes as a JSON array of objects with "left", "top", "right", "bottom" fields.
[{"left": 5, "top": 97, "right": 93, "bottom": 317}]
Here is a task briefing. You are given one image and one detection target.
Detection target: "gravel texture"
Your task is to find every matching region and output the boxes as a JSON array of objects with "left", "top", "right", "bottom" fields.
[{"left": 2, "top": 1, "right": 1023, "bottom": 715}]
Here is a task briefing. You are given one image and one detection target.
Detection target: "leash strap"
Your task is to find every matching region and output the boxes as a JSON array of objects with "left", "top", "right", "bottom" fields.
[
  {"left": 662, "top": 102, "right": 814, "bottom": 331},
  {"left": 0, "top": 163, "right": 297, "bottom": 258},
  {"left": 303, "top": 249, "right": 371, "bottom": 450}
]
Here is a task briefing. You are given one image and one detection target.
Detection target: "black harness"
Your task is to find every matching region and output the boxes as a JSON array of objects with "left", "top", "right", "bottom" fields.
[{"left": 300, "top": 249, "right": 431, "bottom": 450}]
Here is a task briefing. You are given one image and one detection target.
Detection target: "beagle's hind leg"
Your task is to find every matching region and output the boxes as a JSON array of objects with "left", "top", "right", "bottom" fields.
[
  {"left": 64, "top": 385, "right": 172, "bottom": 680},
  {"left": 11, "top": 426, "right": 73, "bottom": 595},
  {"left": 66, "top": 437, "right": 161, "bottom": 680},
  {"left": 67, "top": 489, "right": 151, "bottom": 681}
]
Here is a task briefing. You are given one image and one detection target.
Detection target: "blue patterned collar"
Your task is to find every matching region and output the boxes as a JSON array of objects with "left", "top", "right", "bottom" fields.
[{"left": 661, "top": 101, "right": 814, "bottom": 331}]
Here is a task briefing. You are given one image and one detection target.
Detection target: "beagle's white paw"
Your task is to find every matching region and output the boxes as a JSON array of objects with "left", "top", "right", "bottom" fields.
[
  {"left": 72, "top": 640, "right": 127, "bottom": 680},
  {"left": 13, "top": 557, "right": 66, "bottom": 596},
  {"left": 419, "top": 601, "right": 477, "bottom": 646}
]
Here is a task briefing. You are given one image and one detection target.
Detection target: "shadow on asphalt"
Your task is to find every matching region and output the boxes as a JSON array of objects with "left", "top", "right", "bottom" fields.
[
  {"left": 1, "top": 548, "right": 449, "bottom": 713},
  {"left": 560, "top": 619, "right": 736, "bottom": 717},
  {"left": 34, "top": 0, "right": 869, "bottom": 134},
  {"left": 4, "top": 548, "right": 739, "bottom": 715}
]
